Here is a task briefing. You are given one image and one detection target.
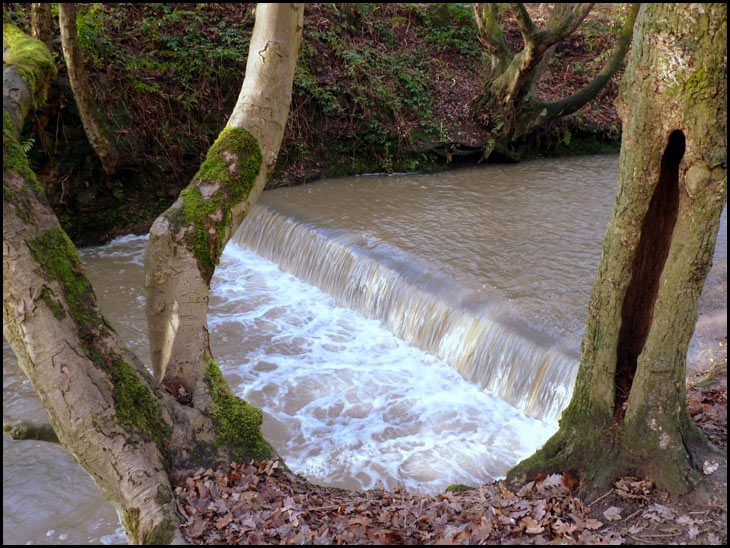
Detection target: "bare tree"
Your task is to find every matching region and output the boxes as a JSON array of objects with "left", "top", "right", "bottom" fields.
[
  {"left": 472, "top": 3, "right": 639, "bottom": 159},
  {"left": 3, "top": 4, "right": 304, "bottom": 543},
  {"left": 508, "top": 3, "right": 727, "bottom": 496}
]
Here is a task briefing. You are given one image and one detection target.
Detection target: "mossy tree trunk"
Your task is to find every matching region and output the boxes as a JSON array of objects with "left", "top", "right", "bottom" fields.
[
  {"left": 144, "top": 3, "right": 303, "bottom": 411},
  {"left": 508, "top": 3, "right": 727, "bottom": 497},
  {"left": 4, "top": 4, "right": 303, "bottom": 543},
  {"left": 472, "top": 3, "right": 638, "bottom": 159},
  {"left": 58, "top": 3, "right": 121, "bottom": 176}
]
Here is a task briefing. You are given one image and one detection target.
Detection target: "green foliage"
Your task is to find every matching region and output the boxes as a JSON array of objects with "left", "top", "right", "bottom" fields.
[
  {"left": 293, "top": 5, "right": 481, "bottom": 174},
  {"left": 3, "top": 110, "right": 46, "bottom": 199},
  {"left": 414, "top": 3, "right": 481, "bottom": 61}
]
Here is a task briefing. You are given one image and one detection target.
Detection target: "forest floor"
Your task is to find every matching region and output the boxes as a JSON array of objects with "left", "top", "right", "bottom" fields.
[{"left": 175, "top": 262, "right": 727, "bottom": 545}]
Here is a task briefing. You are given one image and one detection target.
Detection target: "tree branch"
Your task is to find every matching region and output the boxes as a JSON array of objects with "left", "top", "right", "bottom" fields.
[
  {"left": 509, "top": 3, "right": 537, "bottom": 45},
  {"left": 529, "top": 3, "right": 639, "bottom": 128},
  {"left": 472, "top": 3, "right": 512, "bottom": 75},
  {"left": 536, "top": 3, "right": 594, "bottom": 50}
]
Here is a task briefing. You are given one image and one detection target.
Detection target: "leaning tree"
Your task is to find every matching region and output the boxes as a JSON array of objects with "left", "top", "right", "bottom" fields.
[
  {"left": 472, "top": 3, "right": 639, "bottom": 159},
  {"left": 3, "top": 4, "right": 303, "bottom": 543},
  {"left": 508, "top": 3, "right": 727, "bottom": 496}
]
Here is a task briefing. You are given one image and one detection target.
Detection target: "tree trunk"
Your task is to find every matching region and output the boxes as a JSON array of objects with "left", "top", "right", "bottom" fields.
[
  {"left": 30, "top": 3, "right": 53, "bottom": 49},
  {"left": 508, "top": 3, "right": 727, "bottom": 497},
  {"left": 473, "top": 3, "right": 638, "bottom": 158},
  {"left": 58, "top": 3, "right": 121, "bottom": 176},
  {"left": 144, "top": 3, "right": 303, "bottom": 402},
  {"left": 4, "top": 4, "right": 304, "bottom": 542}
]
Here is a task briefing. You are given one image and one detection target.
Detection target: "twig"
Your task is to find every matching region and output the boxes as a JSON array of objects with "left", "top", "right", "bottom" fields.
[
  {"left": 633, "top": 531, "right": 683, "bottom": 538},
  {"left": 587, "top": 488, "right": 614, "bottom": 508},
  {"left": 622, "top": 507, "right": 644, "bottom": 522}
]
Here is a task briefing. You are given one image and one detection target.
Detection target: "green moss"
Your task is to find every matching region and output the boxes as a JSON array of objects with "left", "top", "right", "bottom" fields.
[
  {"left": 141, "top": 511, "right": 177, "bottom": 545},
  {"left": 445, "top": 483, "right": 473, "bottom": 493},
  {"left": 123, "top": 507, "right": 140, "bottom": 542},
  {"left": 4, "top": 109, "right": 46, "bottom": 199},
  {"left": 27, "top": 228, "right": 98, "bottom": 332},
  {"left": 40, "top": 286, "right": 66, "bottom": 320},
  {"left": 203, "top": 356, "right": 272, "bottom": 461},
  {"left": 154, "top": 485, "right": 173, "bottom": 505},
  {"left": 122, "top": 504, "right": 177, "bottom": 544},
  {"left": 3, "top": 22, "right": 57, "bottom": 106},
  {"left": 179, "top": 126, "right": 262, "bottom": 281},
  {"left": 108, "top": 354, "right": 172, "bottom": 449}
]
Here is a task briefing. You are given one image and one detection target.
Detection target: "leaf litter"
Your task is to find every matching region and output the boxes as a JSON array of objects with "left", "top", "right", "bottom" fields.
[{"left": 175, "top": 462, "right": 726, "bottom": 545}]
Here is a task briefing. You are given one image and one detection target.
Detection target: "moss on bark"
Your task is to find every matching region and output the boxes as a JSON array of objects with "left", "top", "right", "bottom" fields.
[
  {"left": 3, "top": 22, "right": 57, "bottom": 106},
  {"left": 179, "top": 126, "right": 262, "bottom": 281},
  {"left": 507, "top": 3, "right": 727, "bottom": 497},
  {"left": 203, "top": 356, "right": 273, "bottom": 462}
]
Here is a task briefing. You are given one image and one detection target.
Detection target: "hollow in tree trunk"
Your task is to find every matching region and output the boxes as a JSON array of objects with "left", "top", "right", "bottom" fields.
[{"left": 507, "top": 3, "right": 727, "bottom": 497}]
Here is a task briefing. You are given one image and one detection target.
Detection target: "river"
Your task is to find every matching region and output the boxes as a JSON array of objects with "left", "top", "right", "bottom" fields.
[{"left": 3, "top": 154, "right": 726, "bottom": 544}]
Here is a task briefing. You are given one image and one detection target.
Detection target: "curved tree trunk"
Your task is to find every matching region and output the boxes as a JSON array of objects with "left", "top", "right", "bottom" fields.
[
  {"left": 144, "top": 3, "right": 303, "bottom": 406},
  {"left": 4, "top": 4, "right": 304, "bottom": 542},
  {"left": 58, "top": 3, "right": 121, "bottom": 176},
  {"left": 508, "top": 3, "right": 727, "bottom": 497},
  {"left": 473, "top": 3, "right": 638, "bottom": 158}
]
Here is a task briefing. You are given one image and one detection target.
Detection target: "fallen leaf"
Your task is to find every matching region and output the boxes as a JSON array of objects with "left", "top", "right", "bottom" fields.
[
  {"left": 603, "top": 506, "right": 623, "bottom": 521},
  {"left": 521, "top": 516, "right": 544, "bottom": 535},
  {"left": 552, "top": 518, "right": 577, "bottom": 535},
  {"left": 703, "top": 460, "right": 719, "bottom": 475}
]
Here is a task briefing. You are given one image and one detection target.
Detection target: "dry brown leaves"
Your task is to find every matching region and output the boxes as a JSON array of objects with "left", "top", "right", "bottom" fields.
[
  {"left": 176, "top": 366, "right": 727, "bottom": 545},
  {"left": 687, "top": 375, "right": 727, "bottom": 450},
  {"left": 176, "top": 465, "right": 636, "bottom": 545}
]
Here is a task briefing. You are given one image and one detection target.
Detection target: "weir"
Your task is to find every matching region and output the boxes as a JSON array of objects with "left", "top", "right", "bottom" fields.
[{"left": 235, "top": 202, "right": 579, "bottom": 423}]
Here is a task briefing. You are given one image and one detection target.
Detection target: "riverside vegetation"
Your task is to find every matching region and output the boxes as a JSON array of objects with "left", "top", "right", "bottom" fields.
[{"left": 5, "top": 3, "right": 628, "bottom": 245}]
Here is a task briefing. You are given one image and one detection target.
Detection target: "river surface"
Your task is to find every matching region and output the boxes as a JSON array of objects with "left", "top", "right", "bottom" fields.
[{"left": 3, "top": 155, "right": 726, "bottom": 544}]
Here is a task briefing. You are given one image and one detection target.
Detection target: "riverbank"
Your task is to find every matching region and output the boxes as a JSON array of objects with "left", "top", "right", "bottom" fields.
[{"left": 4, "top": 3, "right": 627, "bottom": 245}]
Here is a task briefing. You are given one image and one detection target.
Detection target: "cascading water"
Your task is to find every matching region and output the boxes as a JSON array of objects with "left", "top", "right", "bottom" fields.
[
  {"left": 234, "top": 204, "right": 578, "bottom": 421},
  {"left": 232, "top": 155, "right": 629, "bottom": 423},
  {"left": 4, "top": 154, "right": 724, "bottom": 545}
]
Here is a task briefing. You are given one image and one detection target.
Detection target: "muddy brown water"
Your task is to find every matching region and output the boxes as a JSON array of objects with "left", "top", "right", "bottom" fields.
[{"left": 3, "top": 154, "right": 726, "bottom": 544}]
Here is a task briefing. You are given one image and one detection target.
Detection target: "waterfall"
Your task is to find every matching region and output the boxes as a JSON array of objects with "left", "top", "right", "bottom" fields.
[{"left": 234, "top": 203, "right": 579, "bottom": 422}]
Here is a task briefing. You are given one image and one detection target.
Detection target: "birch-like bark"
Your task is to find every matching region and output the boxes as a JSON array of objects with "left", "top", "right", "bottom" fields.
[
  {"left": 3, "top": 25, "right": 187, "bottom": 544},
  {"left": 144, "top": 4, "right": 304, "bottom": 405},
  {"left": 5, "top": 6, "right": 304, "bottom": 539}
]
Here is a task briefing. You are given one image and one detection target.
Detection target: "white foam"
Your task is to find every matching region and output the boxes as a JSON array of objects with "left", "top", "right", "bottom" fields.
[{"left": 211, "top": 243, "right": 556, "bottom": 493}]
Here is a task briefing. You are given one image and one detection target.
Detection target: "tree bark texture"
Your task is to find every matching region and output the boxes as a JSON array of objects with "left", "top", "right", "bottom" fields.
[
  {"left": 144, "top": 3, "right": 303, "bottom": 406},
  {"left": 58, "top": 3, "right": 120, "bottom": 176},
  {"left": 473, "top": 3, "right": 638, "bottom": 156},
  {"left": 4, "top": 5, "right": 304, "bottom": 541},
  {"left": 508, "top": 3, "right": 727, "bottom": 496},
  {"left": 30, "top": 3, "right": 53, "bottom": 49}
]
